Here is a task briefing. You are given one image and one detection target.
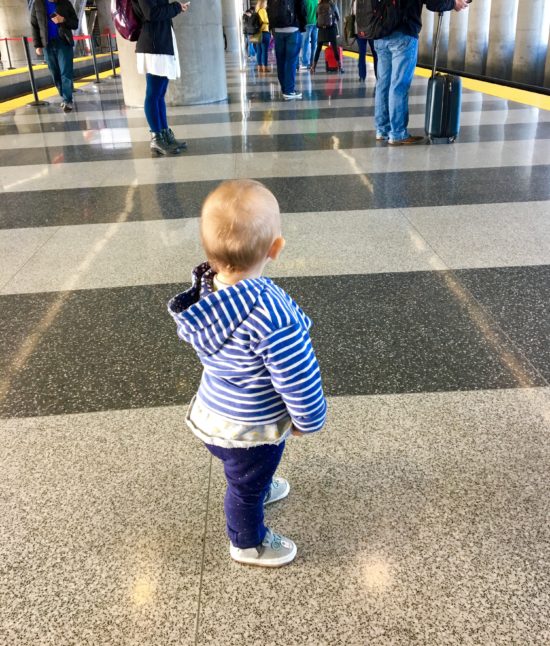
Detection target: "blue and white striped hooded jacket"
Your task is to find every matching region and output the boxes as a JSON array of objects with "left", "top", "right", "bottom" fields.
[{"left": 168, "top": 262, "right": 327, "bottom": 443}]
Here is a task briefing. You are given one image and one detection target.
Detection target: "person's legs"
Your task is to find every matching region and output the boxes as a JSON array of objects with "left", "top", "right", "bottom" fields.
[
  {"left": 261, "top": 31, "right": 270, "bottom": 66},
  {"left": 157, "top": 76, "right": 170, "bottom": 130},
  {"left": 312, "top": 39, "right": 324, "bottom": 68},
  {"left": 309, "top": 26, "right": 318, "bottom": 68},
  {"left": 284, "top": 30, "right": 301, "bottom": 92},
  {"left": 207, "top": 442, "right": 286, "bottom": 549},
  {"left": 387, "top": 32, "right": 418, "bottom": 142},
  {"left": 374, "top": 38, "right": 391, "bottom": 139},
  {"left": 144, "top": 73, "right": 165, "bottom": 132},
  {"left": 273, "top": 32, "right": 286, "bottom": 91},
  {"left": 43, "top": 42, "right": 63, "bottom": 98},
  {"left": 368, "top": 39, "right": 378, "bottom": 79},
  {"left": 256, "top": 37, "right": 262, "bottom": 66},
  {"left": 357, "top": 37, "right": 367, "bottom": 81},
  {"left": 300, "top": 25, "right": 310, "bottom": 67},
  {"left": 57, "top": 41, "right": 74, "bottom": 103}
]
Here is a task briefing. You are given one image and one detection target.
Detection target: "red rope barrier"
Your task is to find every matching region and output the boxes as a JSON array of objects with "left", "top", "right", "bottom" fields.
[{"left": 0, "top": 35, "right": 94, "bottom": 43}]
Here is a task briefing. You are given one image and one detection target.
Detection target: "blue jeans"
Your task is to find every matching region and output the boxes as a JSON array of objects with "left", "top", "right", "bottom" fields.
[
  {"left": 357, "top": 37, "right": 378, "bottom": 81},
  {"left": 256, "top": 31, "right": 271, "bottom": 66},
  {"left": 144, "top": 73, "right": 170, "bottom": 133},
  {"left": 206, "top": 441, "right": 286, "bottom": 549},
  {"left": 374, "top": 31, "right": 418, "bottom": 142},
  {"left": 44, "top": 38, "right": 74, "bottom": 103},
  {"left": 274, "top": 30, "right": 301, "bottom": 94},
  {"left": 301, "top": 24, "right": 318, "bottom": 68}
]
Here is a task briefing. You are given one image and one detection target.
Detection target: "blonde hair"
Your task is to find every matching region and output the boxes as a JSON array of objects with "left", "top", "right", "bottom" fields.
[
  {"left": 200, "top": 179, "right": 281, "bottom": 273},
  {"left": 256, "top": 0, "right": 267, "bottom": 10}
]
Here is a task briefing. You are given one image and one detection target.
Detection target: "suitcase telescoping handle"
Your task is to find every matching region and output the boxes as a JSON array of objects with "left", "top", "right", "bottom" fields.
[{"left": 431, "top": 11, "right": 444, "bottom": 79}]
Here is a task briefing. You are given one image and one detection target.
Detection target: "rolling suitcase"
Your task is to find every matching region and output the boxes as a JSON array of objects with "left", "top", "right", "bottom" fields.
[
  {"left": 425, "top": 12, "right": 462, "bottom": 143},
  {"left": 324, "top": 46, "right": 343, "bottom": 72}
]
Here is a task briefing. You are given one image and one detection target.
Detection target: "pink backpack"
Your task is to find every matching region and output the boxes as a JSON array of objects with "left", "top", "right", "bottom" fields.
[{"left": 111, "top": 0, "right": 142, "bottom": 41}]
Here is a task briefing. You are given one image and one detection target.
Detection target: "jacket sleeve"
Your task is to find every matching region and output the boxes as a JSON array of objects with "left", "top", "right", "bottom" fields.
[
  {"left": 59, "top": 1, "right": 79, "bottom": 31},
  {"left": 135, "top": 0, "right": 182, "bottom": 22},
  {"left": 297, "top": 0, "right": 307, "bottom": 32},
  {"left": 425, "top": 0, "right": 455, "bottom": 12},
  {"left": 30, "top": 5, "right": 42, "bottom": 48},
  {"left": 254, "top": 324, "right": 327, "bottom": 433}
]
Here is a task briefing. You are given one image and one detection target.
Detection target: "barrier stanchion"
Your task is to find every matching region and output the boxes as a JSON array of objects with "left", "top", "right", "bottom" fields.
[
  {"left": 107, "top": 34, "right": 117, "bottom": 78},
  {"left": 22, "top": 36, "right": 49, "bottom": 107},
  {"left": 88, "top": 34, "right": 102, "bottom": 83},
  {"left": 4, "top": 38, "right": 16, "bottom": 70}
]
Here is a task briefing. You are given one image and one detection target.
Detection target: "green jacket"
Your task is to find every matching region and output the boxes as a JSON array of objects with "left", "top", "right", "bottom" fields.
[{"left": 304, "top": 0, "right": 318, "bottom": 25}]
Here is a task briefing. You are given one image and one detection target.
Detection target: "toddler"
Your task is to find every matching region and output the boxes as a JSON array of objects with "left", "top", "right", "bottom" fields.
[{"left": 168, "top": 179, "right": 326, "bottom": 567}]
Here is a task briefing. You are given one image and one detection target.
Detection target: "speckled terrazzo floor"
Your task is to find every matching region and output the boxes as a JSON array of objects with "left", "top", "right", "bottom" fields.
[{"left": 1, "top": 52, "right": 550, "bottom": 645}]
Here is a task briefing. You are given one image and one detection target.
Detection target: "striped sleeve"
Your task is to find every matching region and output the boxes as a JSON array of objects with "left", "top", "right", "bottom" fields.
[{"left": 254, "top": 324, "right": 327, "bottom": 432}]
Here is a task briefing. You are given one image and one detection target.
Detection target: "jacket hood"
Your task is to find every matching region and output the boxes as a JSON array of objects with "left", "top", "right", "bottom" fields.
[{"left": 168, "top": 262, "right": 266, "bottom": 356}]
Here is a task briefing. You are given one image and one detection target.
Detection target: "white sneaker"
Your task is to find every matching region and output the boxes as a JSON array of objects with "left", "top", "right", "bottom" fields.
[
  {"left": 230, "top": 529, "right": 297, "bottom": 567},
  {"left": 283, "top": 91, "right": 303, "bottom": 100},
  {"left": 264, "top": 477, "right": 290, "bottom": 505}
]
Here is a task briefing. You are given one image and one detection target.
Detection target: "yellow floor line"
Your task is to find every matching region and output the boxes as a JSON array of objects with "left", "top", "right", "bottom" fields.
[
  {"left": 0, "top": 67, "right": 120, "bottom": 114},
  {"left": 0, "top": 53, "right": 115, "bottom": 78},
  {"left": 342, "top": 50, "right": 550, "bottom": 111}
]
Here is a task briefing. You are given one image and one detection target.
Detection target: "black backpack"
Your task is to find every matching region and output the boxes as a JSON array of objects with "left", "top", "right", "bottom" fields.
[
  {"left": 355, "top": 0, "right": 402, "bottom": 39},
  {"left": 267, "top": 0, "right": 296, "bottom": 29},
  {"left": 317, "top": 2, "right": 334, "bottom": 29},
  {"left": 243, "top": 11, "right": 262, "bottom": 35}
]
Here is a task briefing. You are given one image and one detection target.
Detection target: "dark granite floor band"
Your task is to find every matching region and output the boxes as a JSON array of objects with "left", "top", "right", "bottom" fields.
[
  {"left": 1, "top": 266, "right": 547, "bottom": 418},
  {"left": 2, "top": 165, "right": 549, "bottom": 230},
  {"left": 0, "top": 98, "right": 528, "bottom": 137},
  {"left": 2, "top": 122, "right": 549, "bottom": 167}
]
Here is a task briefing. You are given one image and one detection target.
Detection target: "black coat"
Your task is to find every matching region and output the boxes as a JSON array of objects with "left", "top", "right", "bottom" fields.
[
  {"left": 30, "top": 0, "right": 79, "bottom": 48},
  {"left": 132, "top": 0, "right": 183, "bottom": 56},
  {"left": 316, "top": 1, "right": 339, "bottom": 43},
  {"left": 267, "top": 0, "right": 307, "bottom": 32}
]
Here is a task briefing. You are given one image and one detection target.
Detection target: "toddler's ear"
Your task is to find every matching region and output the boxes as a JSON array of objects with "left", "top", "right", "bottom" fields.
[{"left": 268, "top": 236, "right": 286, "bottom": 261}]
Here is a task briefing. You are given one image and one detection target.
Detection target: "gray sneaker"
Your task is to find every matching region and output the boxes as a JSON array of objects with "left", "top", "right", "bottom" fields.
[
  {"left": 264, "top": 477, "right": 290, "bottom": 505},
  {"left": 230, "top": 529, "right": 297, "bottom": 567},
  {"left": 63, "top": 101, "right": 73, "bottom": 113}
]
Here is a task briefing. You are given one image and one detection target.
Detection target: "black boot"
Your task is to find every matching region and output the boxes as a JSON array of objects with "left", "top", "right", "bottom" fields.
[
  {"left": 150, "top": 132, "right": 179, "bottom": 156},
  {"left": 162, "top": 128, "right": 187, "bottom": 152}
]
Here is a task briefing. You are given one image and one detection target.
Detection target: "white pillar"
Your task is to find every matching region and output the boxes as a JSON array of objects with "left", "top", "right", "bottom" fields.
[
  {"left": 511, "top": 0, "right": 547, "bottom": 86},
  {"left": 116, "top": 35, "right": 146, "bottom": 108},
  {"left": 167, "top": 1, "right": 227, "bottom": 105},
  {"left": 0, "top": 0, "right": 31, "bottom": 68},
  {"left": 95, "top": 0, "right": 114, "bottom": 35},
  {"left": 222, "top": 0, "right": 240, "bottom": 53},
  {"left": 418, "top": 7, "right": 434, "bottom": 65},
  {"left": 486, "top": 0, "right": 519, "bottom": 80},
  {"left": 447, "top": 7, "right": 468, "bottom": 71},
  {"left": 465, "top": 0, "right": 492, "bottom": 76},
  {"left": 545, "top": 28, "right": 550, "bottom": 88}
]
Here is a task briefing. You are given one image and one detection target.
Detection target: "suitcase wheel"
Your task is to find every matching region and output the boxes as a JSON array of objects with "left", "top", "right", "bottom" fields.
[{"left": 448, "top": 136, "right": 456, "bottom": 143}]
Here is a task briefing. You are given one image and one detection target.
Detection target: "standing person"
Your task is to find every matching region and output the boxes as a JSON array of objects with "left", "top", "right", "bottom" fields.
[
  {"left": 351, "top": 0, "right": 377, "bottom": 83},
  {"left": 300, "top": 0, "right": 318, "bottom": 70},
  {"left": 311, "top": 0, "right": 342, "bottom": 74},
  {"left": 357, "top": 0, "right": 468, "bottom": 146},
  {"left": 133, "top": 0, "right": 190, "bottom": 155},
  {"left": 254, "top": 0, "right": 271, "bottom": 72},
  {"left": 30, "top": 0, "right": 79, "bottom": 113},
  {"left": 268, "top": 0, "right": 307, "bottom": 100},
  {"left": 168, "top": 179, "right": 327, "bottom": 567}
]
